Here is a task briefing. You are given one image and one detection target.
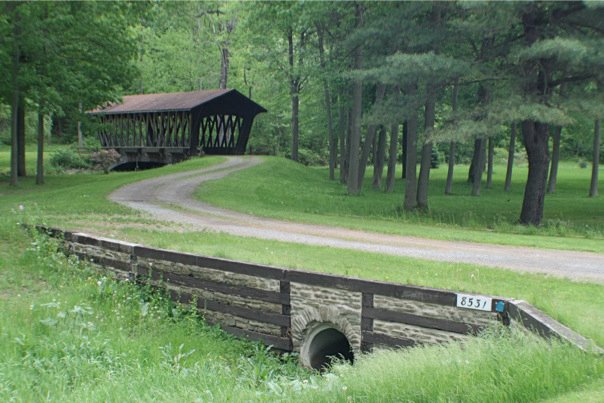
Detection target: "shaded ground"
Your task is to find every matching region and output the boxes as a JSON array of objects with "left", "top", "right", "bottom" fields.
[{"left": 110, "top": 156, "right": 604, "bottom": 284}]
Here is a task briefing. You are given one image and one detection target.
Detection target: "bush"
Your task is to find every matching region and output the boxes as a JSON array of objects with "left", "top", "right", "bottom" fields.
[
  {"left": 50, "top": 148, "right": 90, "bottom": 170},
  {"left": 297, "top": 148, "right": 326, "bottom": 166},
  {"left": 430, "top": 147, "right": 441, "bottom": 169}
]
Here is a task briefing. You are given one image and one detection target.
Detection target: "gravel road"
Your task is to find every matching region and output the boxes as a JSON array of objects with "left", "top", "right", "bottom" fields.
[{"left": 110, "top": 156, "right": 604, "bottom": 284}]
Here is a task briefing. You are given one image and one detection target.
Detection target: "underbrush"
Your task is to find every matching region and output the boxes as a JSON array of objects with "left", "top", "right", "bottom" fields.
[{"left": 1, "top": 229, "right": 602, "bottom": 401}]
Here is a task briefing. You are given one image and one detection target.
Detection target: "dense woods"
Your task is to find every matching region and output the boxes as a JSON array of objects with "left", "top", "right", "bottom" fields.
[{"left": 1, "top": 1, "right": 602, "bottom": 226}]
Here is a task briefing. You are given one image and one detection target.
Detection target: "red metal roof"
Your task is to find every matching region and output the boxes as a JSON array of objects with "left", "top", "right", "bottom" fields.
[{"left": 89, "top": 89, "right": 232, "bottom": 114}]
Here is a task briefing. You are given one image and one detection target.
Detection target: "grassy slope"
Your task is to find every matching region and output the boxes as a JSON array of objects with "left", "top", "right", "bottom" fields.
[
  {"left": 1, "top": 231, "right": 602, "bottom": 402},
  {"left": 0, "top": 155, "right": 225, "bottom": 223},
  {"left": 1, "top": 153, "right": 603, "bottom": 400},
  {"left": 196, "top": 157, "right": 604, "bottom": 252}
]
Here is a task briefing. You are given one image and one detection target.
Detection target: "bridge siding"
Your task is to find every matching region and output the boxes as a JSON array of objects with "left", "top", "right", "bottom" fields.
[{"left": 91, "top": 90, "right": 266, "bottom": 164}]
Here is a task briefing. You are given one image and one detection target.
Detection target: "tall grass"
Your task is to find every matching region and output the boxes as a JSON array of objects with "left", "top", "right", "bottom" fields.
[
  {"left": 293, "top": 330, "right": 604, "bottom": 403},
  {"left": 0, "top": 230, "right": 308, "bottom": 401}
]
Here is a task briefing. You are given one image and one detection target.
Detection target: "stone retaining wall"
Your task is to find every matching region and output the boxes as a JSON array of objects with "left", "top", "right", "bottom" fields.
[{"left": 41, "top": 227, "right": 602, "bottom": 357}]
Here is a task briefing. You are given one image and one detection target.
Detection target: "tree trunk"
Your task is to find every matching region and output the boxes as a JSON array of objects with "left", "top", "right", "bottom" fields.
[
  {"left": 36, "top": 111, "right": 44, "bottom": 185},
  {"left": 290, "top": 92, "right": 299, "bottom": 161},
  {"left": 10, "top": 6, "right": 19, "bottom": 186},
  {"left": 445, "top": 142, "right": 456, "bottom": 195},
  {"left": 401, "top": 120, "right": 408, "bottom": 179},
  {"left": 386, "top": 123, "right": 398, "bottom": 193},
  {"left": 547, "top": 126, "right": 562, "bottom": 193},
  {"left": 77, "top": 101, "right": 84, "bottom": 148},
  {"left": 468, "top": 138, "right": 482, "bottom": 183},
  {"left": 219, "top": 47, "right": 229, "bottom": 89},
  {"left": 347, "top": 4, "right": 364, "bottom": 195},
  {"left": 590, "top": 119, "right": 600, "bottom": 197},
  {"left": 339, "top": 104, "right": 348, "bottom": 184},
  {"left": 520, "top": 121, "right": 550, "bottom": 225},
  {"left": 17, "top": 97, "right": 26, "bottom": 177},
  {"left": 328, "top": 103, "right": 337, "bottom": 180},
  {"left": 403, "top": 111, "right": 418, "bottom": 210},
  {"left": 316, "top": 24, "right": 336, "bottom": 181},
  {"left": 417, "top": 90, "right": 436, "bottom": 210},
  {"left": 504, "top": 122, "right": 516, "bottom": 192},
  {"left": 287, "top": 29, "right": 299, "bottom": 162},
  {"left": 445, "top": 83, "right": 458, "bottom": 195},
  {"left": 373, "top": 126, "right": 386, "bottom": 190},
  {"left": 471, "top": 138, "right": 486, "bottom": 196},
  {"left": 358, "top": 84, "right": 386, "bottom": 187},
  {"left": 486, "top": 136, "right": 494, "bottom": 189}
]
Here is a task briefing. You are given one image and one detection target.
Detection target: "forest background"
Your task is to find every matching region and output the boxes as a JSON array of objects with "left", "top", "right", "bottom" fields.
[{"left": 0, "top": 1, "right": 602, "bottom": 227}]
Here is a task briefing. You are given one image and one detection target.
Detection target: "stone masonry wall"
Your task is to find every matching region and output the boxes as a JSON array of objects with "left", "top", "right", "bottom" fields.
[{"left": 41, "top": 228, "right": 601, "bottom": 356}]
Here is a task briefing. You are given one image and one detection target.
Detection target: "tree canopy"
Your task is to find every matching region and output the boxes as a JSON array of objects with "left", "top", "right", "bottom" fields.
[{"left": 1, "top": 1, "right": 602, "bottom": 226}]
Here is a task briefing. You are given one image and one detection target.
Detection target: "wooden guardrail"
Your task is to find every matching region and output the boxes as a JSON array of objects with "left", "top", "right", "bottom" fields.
[{"left": 38, "top": 226, "right": 603, "bottom": 357}]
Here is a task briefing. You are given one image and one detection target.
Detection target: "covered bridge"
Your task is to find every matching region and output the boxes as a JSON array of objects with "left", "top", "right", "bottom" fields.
[{"left": 89, "top": 89, "right": 266, "bottom": 166}]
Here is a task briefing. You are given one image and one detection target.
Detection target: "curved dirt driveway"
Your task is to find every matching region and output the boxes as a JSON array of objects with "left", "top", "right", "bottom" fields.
[{"left": 110, "top": 156, "right": 604, "bottom": 284}]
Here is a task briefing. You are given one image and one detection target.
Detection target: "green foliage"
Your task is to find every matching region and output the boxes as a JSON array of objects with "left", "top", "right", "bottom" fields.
[
  {"left": 49, "top": 148, "right": 90, "bottom": 171},
  {"left": 430, "top": 146, "right": 440, "bottom": 168},
  {"left": 296, "top": 148, "right": 326, "bottom": 167}
]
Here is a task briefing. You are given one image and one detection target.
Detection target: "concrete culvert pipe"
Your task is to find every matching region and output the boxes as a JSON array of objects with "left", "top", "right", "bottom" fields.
[{"left": 300, "top": 323, "right": 354, "bottom": 370}]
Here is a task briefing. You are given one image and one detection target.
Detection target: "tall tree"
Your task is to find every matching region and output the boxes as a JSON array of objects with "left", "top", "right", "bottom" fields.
[
  {"left": 316, "top": 22, "right": 336, "bottom": 180},
  {"left": 417, "top": 86, "right": 436, "bottom": 210},
  {"left": 372, "top": 125, "right": 386, "bottom": 190},
  {"left": 1, "top": 2, "right": 138, "bottom": 185},
  {"left": 504, "top": 123, "right": 516, "bottom": 192},
  {"left": 514, "top": 2, "right": 603, "bottom": 225},
  {"left": 445, "top": 82, "right": 459, "bottom": 195},
  {"left": 486, "top": 136, "right": 495, "bottom": 189},
  {"left": 547, "top": 126, "right": 562, "bottom": 193},
  {"left": 590, "top": 118, "right": 600, "bottom": 197},
  {"left": 385, "top": 123, "right": 398, "bottom": 193},
  {"left": 347, "top": 2, "right": 364, "bottom": 195}
]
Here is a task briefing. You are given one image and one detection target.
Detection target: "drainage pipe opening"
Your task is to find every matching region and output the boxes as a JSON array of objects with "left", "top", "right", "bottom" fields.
[{"left": 302, "top": 325, "right": 354, "bottom": 370}]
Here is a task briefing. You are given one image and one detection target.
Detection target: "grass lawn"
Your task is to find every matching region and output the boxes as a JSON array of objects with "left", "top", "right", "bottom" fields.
[
  {"left": 1, "top": 151, "right": 603, "bottom": 400},
  {"left": 196, "top": 157, "right": 604, "bottom": 252},
  {"left": 0, "top": 144, "right": 67, "bottom": 176},
  {"left": 1, "top": 230, "right": 602, "bottom": 402}
]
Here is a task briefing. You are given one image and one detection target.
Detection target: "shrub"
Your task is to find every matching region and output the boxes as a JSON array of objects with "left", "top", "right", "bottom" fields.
[
  {"left": 50, "top": 148, "right": 90, "bottom": 170},
  {"left": 430, "top": 147, "right": 441, "bottom": 169},
  {"left": 297, "top": 148, "right": 326, "bottom": 166}
]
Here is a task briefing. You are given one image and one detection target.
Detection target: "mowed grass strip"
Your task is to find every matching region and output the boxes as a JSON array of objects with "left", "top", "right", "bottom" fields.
[
  {"left": 1, "top": 229, "right": 602, "bottom": 402},
  {"left": 196, "top": 157, "right": 604, "bottom": 252}
]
